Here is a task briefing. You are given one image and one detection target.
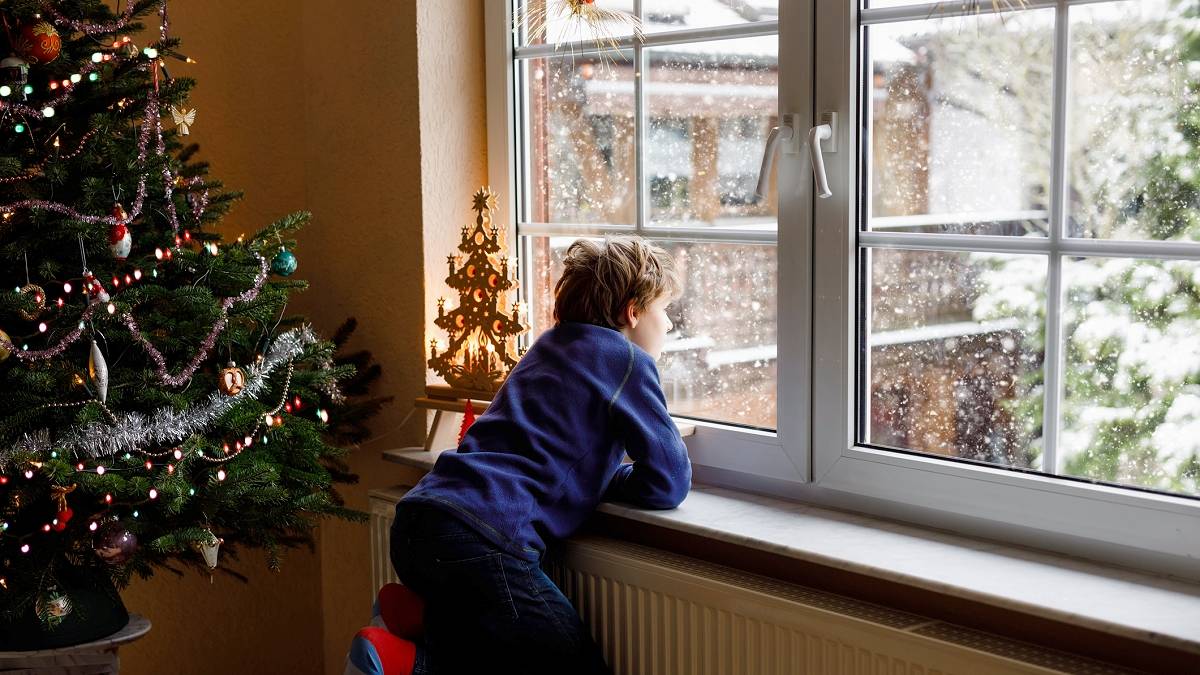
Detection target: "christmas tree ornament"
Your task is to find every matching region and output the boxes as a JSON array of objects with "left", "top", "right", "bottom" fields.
[
  {"left": 17, "top": 284, "right": 45, "bottom": 321},
  {"left": 515, "top": 0, "right": 643, "bottom": 62},
  {"left": 0, "top": 328, "right": 11, "bottom": 362},
  {"left": 429, "top": 187, "right": 528, "bottom": 391},
  {"left": 83, "top": 271, "right": 110, "bottom": 302},
  {"left": 50, "top": 484, "right": 76, "bottom": 532},
  {"left": 109, "top": 203, "right": 132, "bottom": 261},
  {"left": 218, "top": 361, "right": 246, "bottom": 396},
  {"left": 191, "top": 528, "right": 223, "bottom": 570},
  {"left": 15, "top": 22, "right": 62, "bottom": 65},
  {"left": 88, "top": 339, "right": 109, "bottom": 403},
  {"left": 35, "top": 589, "right": 72, "bottom": 625},
  {"left": 458, "top": 399, "right": 477, "bottom": 444},
  {"left": 271, "top": 248, "right": 297, "bottom": 276},
  {"left": 169, "top": 105, "right": 196, "bottom": 135},
  {"left": 0, "top": 55, "right": 28, "bottom": 87},
  {"left": 93, "top": 522, "right": 137, "bottom": 565}
]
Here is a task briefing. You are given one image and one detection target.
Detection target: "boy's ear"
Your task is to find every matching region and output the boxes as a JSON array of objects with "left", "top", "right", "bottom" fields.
[{"left": 622, "top": 300, "right": 640, "bottom": 329}]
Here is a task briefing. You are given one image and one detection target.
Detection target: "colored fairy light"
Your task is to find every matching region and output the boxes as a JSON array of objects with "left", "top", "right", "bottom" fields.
[
  {"left": 167, "top": 464, "right": 175, "bottom": 474},
  {"left": 173, "top": 448, "right": 183, "bottom": 460},
  {"left": 22, "top": 85, "right": 32, "bottom": 95},
  {"left": 96, "top": 465, "right": 105, "bottom": 475},
  {"left": 188, "top": 488, "right": 195, "bottom": 496},
  {"left": 20, "top": 544, "right": 30, "bottom": 554},
  {"left": 23, "top": 470, "right": 33, "bottom": 479},
  {"left": 63, "top": 282, "right": 72, "bottom": 293},
  {"left": 132, "top": 510, "right": 139, "bottom": 518},
  {"left": 14, "top": 124, "right": 25, "bottom": 133},
  {"left": 89, "top": 522, "right": 98, "bottom": 531},
  {"left": 70, "top": 73, "right": 82, "bottom": 84},
  {"left": 91, "top": 52, "right": 102, "bottom": 62},
  {"left": 88, "top": 73, "right": 99, "bottom": 82},
  {"left": 42, "top": 107, "right": 55, "bottom": 118},
  {"left": 104, "top": 493, "right": 112, "bottom": 503},
  {"left": 106, "top": 302, "right": 115, "bottom": 314},
  {"left": 42, "top": 524, "right": 51, "bottom": 532},
  {"left": 37, "top": 322, "right": 46, "bottom": 333},
  {"left": 143, "top": 47, "right": 158, "bottom": 58},
  {"left": 149, "top": 488, "right": 158, "bottom": 499},
  {"left": 0, "top": 85, "right": 9, "bottom": 96},
  {"left": 133, "top": 269, "right": 142, "bottom": 280},
  {"left": 217, "top": 469, "right": 226, "bottom": 481},
  {"left": 144, "top": 460, "right": 152, "bottom": 470},
  {"left": 155, "top": 247, "right": 163, "bottom": 260}
]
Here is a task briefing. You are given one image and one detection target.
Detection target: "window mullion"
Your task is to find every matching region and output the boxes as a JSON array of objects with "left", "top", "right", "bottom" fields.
[
  {"left": 634, "top": 0, "right": 646, "bottom": 233},
  {"left": 1043, "top": 0, "right": 1073, "bottom": 476}
]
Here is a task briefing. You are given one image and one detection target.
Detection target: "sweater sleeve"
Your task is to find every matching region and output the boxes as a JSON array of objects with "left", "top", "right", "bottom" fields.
[{"left": 603, "top": 346, "right": 692, "bottom": 509}]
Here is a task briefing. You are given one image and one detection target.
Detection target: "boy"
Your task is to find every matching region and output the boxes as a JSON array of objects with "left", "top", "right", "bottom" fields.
[{"left": 389, "top": 236, "right": 691, "bottom": 675}]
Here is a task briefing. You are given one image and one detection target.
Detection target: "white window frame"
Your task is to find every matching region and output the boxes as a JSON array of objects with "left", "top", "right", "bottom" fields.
[
  {"left": 485, "top": 0, "right": 815, "bottom": 487},
  {"left": 487, "top": 0, "right": 1200, "bottom": 578},
  {"left": 813, "top": 0, "right": 1200, "bottom": 578}
]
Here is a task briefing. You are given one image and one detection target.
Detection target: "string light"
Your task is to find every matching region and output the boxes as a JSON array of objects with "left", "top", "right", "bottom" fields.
[
  {"left": 0, "top": 85, "right": 9, "bottom": 96},
  {"left": 96, "top": 465, "right": 105, "bottom": 475},
  {"left": 89, "top": 521, "right": 98, "bottom": 531},
  {"left": 20, "top": 544, "right": 30, "bottom": 554},
  {"left": 149, "top": 488, "right": 158, "bottom": 499},
  {"left": 216, "top": 469, "right": 226, "bottom": 481},
  {"left": 104, "top": 494, "right": 112, "bottom": 503}
]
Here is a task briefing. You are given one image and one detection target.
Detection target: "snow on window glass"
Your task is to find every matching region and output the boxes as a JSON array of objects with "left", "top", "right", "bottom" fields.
[
  {"left": 865, "top": 10, "right": 1054, "bottom": 234},
  {"left": 864, "top": 248, "right": 1047, "bottom": 468},
  {"left": 1061, "top": 258, "right": 1200, "bottom": 495},
  {"left": 645, "top": 36, "right": 779, "bottom": 229},
  {"left": 526, "top": 236, "right": 778, "bottom": 430},
  {"left": 1068, "top": 0, "right": 1200, "bottom": 241},
  {"left": 523, "top": 54, "right": 636, "bottom": 225},
  {"left": 643, "top": 1, "right": 777, "bottom": 34}
]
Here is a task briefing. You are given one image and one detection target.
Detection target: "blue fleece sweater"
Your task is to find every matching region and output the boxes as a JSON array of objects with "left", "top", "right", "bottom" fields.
[{"left": 400, "top": 322, "right": 692, "bottom": 561}]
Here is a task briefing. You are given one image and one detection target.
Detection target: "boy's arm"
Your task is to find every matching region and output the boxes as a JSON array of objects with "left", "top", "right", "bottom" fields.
[{"left": 603, "top": 350, "right": 692, "bottom": 509}]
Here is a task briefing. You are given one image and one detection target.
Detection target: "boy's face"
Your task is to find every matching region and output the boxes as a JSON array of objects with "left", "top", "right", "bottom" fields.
[{"left": 622, "top": 294, "right": 674, "bottom": 360}]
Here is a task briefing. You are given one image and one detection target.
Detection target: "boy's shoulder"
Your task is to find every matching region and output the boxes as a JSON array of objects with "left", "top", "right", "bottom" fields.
[{"left": 527, "top": 322, "right": 640, "bottom": 369}]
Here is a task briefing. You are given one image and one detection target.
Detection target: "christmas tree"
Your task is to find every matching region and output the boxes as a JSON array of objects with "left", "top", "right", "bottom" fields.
[
  {"left": 429, "top": 186, "right": 526, "bottom": 392},
  {"left": 0, "top": 0, "right": 368, "bottom": 647}
]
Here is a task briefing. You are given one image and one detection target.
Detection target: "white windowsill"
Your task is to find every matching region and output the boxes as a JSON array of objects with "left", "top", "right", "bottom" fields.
[{"left": 381, "top": 447, "right": 1200, "bottom": 657}]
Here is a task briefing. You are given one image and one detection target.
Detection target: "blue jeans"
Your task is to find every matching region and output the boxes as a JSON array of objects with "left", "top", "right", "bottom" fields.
[{"left": 390, "top": 501, "right": 612, "bottom": 675}]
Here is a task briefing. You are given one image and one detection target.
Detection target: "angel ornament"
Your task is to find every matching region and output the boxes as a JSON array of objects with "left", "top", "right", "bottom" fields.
[{"left": 170, "top": 105, "right": 196, "bottom": 135}]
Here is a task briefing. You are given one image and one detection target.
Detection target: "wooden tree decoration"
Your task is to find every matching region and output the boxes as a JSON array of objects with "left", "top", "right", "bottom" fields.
[{"left": 429, "top": 187, "right": 527, "bottom": 392}]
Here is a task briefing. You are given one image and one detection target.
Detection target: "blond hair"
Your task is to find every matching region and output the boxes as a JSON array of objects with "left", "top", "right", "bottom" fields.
[{"left": 553, "top": 236, "right": 681, "bottom": 329}]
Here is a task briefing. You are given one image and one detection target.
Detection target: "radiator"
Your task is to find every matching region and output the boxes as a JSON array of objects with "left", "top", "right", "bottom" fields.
[{"left": 368, "top": 488, "right": 1128, "bottom": 675}]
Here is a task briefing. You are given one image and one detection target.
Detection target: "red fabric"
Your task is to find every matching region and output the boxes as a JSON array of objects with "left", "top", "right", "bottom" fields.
[
  {"left": 356, "top": 627, "right": 416, "bottom": 675},
  {"left": 378, "top": 583, "right": 425, "bottom": 640},
  {"left": 458, "top": 399, "right": 476, "bottom": 445}
]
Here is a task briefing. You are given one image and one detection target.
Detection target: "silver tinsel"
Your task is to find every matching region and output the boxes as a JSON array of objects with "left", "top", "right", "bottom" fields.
[
  {"left": 1, "top": 430, "right": 52, "bottom": 471},
  {"left": 57, "top": 327, "right": 321, "bottom": 458}
]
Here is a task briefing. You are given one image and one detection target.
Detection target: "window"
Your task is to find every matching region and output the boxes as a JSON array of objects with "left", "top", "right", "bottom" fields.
[
  {"left": 489, "top": 0, "right": 1200, "bottom": 574},
  {"left": 495, "top": 0, "right": 804, "bottom": 460}
]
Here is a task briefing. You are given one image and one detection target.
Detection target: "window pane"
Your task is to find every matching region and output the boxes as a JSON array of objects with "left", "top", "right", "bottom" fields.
[
  {"left": 1061, "top": 258, "right": 1200, "bottom": 496},
  {"left": 862, "top": 248, "right": 1046, "bottom": 468},
  {"left": 525, "top": 236, "right": 777, "bottom": 429},
  {"left": 643, "top": 1, "right": 777, "bottom": 34},
  {"left": 1068, "top": 0, "right": 1200, "bottom": 242},
  {"left": 517, "top": 0, "right": 639, "bottom": 46},
  {"left": 645, "top": 37, "right": 779, "bottom": 229},
  {"left": 521, "top": 54, "right": 636, "bottom": 225},
  {"left": 864, "top": 9, "right": 1054, "bottom": 234}
]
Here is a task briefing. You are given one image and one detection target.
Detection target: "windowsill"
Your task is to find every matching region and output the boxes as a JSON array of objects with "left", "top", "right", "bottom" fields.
[{"left": 381, "top": 446, "right": 1200, "bottom": 661}]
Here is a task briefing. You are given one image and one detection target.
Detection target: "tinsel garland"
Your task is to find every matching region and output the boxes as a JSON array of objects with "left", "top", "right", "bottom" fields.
[
  {"left": 56, "top": 326, "right": 320, "bottom": 458},
  {"left": 122, "top": 253, "right": 270, "bottom": 387},
  {"left": 42, "top": 1, "right": 139, "bottom": 35}
]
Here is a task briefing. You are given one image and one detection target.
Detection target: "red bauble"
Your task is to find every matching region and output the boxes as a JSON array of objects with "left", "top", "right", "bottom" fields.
[
  {"left": 16, "top": 22, "right": 61, "bottom": 65},
  {"left": 53, "top": 507, "right": 73, "bottom": 532},
  {"left": 109, "top": 204, "right": 132, "bottom": 261}
]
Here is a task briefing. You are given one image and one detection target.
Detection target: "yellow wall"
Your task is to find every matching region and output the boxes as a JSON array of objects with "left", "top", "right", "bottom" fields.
[{"left": 118, "top": 1, "right": 487, "bottom": 673}]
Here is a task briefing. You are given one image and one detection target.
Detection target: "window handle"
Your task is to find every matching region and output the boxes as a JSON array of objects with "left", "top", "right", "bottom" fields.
[
  {"left": 808, "top": 123, "right": 833, "bottom": 199},
  {"left": 755, "top": 113, "right": 835, "bottom": 201}
]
